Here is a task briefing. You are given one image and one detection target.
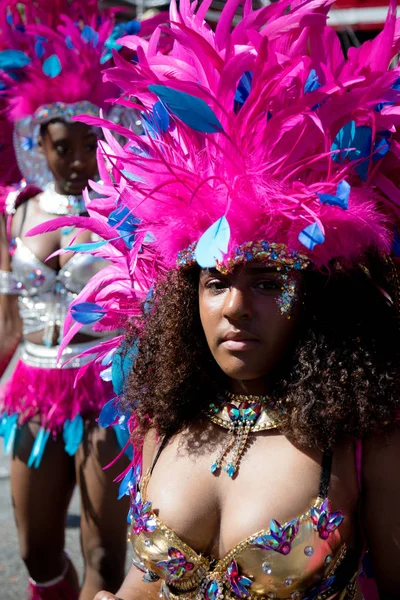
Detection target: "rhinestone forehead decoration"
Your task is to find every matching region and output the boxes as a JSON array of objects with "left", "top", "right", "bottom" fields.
[{"left": 177, "top": 240, "right": 310, "bottom": 273}]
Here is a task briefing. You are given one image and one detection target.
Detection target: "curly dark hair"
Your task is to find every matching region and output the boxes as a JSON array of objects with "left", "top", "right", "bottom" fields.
[{"left": 121, "top": 255, "right": 400, "bottom": 448}]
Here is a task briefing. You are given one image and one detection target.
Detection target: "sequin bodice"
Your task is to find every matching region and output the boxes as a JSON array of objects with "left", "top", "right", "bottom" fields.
[
  {"left": 11, "top": 238, "right": 107, "bottom": 338},
  {"left": 129, "top": 459, "right": 360, "bottom": 600}
]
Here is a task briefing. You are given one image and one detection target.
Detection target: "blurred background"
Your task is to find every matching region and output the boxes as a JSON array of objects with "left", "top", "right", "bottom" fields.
[{"left": 0, "top": 1, "right": 398, "bottom": 598}]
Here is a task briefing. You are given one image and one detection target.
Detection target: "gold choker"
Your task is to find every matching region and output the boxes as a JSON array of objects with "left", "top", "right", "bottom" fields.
[{"left": 207, "top": 393, "right": 286, "bottom": 478}]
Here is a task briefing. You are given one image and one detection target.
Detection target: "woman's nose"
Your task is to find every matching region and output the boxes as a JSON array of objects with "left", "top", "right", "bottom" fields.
[
  {"left": 222, "top": 286, "right": 252, "bottom": 321},
  {"left": 70, "top": 152, "right": 85, "bottom": 170}
]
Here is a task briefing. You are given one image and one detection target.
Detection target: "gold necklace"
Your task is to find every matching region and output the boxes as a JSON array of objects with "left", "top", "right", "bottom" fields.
[{"left": 207, "top": 393, "right": 286, "bottom": 478}]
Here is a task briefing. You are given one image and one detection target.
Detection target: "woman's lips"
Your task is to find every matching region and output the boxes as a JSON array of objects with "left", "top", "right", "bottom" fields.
[
  {"left": 221, "top": 339, "right": 260, "bottom": 351},
  {"left": 67, "top": 180, "right": 87, "bottom": 191}
]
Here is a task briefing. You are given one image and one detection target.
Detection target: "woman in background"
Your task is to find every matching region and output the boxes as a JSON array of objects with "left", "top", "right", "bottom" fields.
[{"left": 39, "top": 1, "right": 400, "bottom": 598}]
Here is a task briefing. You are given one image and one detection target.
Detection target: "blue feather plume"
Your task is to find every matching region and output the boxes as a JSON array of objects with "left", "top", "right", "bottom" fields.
[
  {"left": 98, "top": 397, "right": 119, "bottom": 428},
  {"left": 70, "top": 302, "right": 106, "bottom": 324},
  {"left": 42, "top": 54, "right": 62, "bottom": 78},
  {"left": 298, "top": 222, "right": 325, "bottom": 251},
  {"left": 63, "top": 415, "right": 84, "bottom": 456},
  {"left": 3, "top": 413, "right": 18, "bottom": 455},
  {"left": 0, "top": 49, "right": 31, "bottom": 71},
  {"left": 149, "top": 85, "right": 223, "bottom": 134},
  {"left": 195, "top": 216, "right": 231, "bottom": 268},
  {"left": 27, "top": 428, "right": 51, "bottom": 468}
]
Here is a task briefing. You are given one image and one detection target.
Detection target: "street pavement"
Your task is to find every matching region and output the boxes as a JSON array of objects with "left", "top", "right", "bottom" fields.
[
  {"left": 0, "top": 444, "right": 131, "bottom": 599},
  {"left": 0, "top": 446, "right": 84, "bottom": 599}
]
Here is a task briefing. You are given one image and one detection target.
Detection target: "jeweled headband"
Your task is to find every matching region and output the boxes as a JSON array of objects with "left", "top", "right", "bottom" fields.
[
  {"left": 177, "top": 240, "right": 311, "bottom": 274},
  {"left": 33, "top": 101, "right": 99, "bottom": 125}
]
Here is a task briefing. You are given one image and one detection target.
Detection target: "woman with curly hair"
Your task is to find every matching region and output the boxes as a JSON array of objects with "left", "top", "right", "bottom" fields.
[{"left": 38, "top": 1, "right": 400, "bottom": 598}]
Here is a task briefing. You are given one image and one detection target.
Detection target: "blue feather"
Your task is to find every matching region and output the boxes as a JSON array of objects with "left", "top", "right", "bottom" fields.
[
  {"left": 118, "top": 466, "right": 136, "bottom": 499},
  {"left": 304, "top": 69, "right": 321, "bottom": 93},
  {"left": 66, "top": 36, "right": 74, "bottom": 49},
  {"left": 81, "top": 25, "right": 99, "bottom": 47},
  {"left": 101, "top": 348, "right": 116, "bottom": 367},
  {"left": 108, "top": 206, "right": 140, "bottom": 249},
  {"left": 332, "top": 122, "right": 372, "bottom": 182},
  {"left": 318, "top": 180, "right": 350, "bottom": 210},
  {"left": 98, "top": 398, "right": 119, "bottom": 428},
  {"left": 392, "top": 228, "right": 400, "bottom": 257},
  {"left": 149, "top": 85, "right": 223, "bottom": 134},
  {"left": 102, "top": 20, "right": 141, "bottom": 64},
  {"left": 3, "top": 414, "right": 18, "bottom": 455},
  {"left": 27, "top": 428, "right": 51, "bottom": 468},
  {"left": 142, "top": 101, "right": 170, "bottom": 137},
  {"left": 234, "top": 71, "right": 253, "bottom": 112},
  {"left": 67, "top": 240, "right": 109, "bottom": 252},
  {"left": 42, "top": 55, "right": 62, "bottom": 78},
  {"left": 0, "top": 49, "right": 31, "bottom": 70},
  {"left": 111, "top": 342, "right": 138, "bottom": 396},
  {"left": 143, "top": 287, "right": 154, "bottom": 314},
  {"left": 153, "top": 101, "right": 170, "bottom": 132},
  {"left": 35, "top": 40, "right": 45, "bottom": 59},
  {"left": 195, "top": 217, "right": 231, "bottom": 268},
  {"left": 100, "top": 366, "right": 112, "bottom": 382},
  {"left": 113, "top": 421, "right": 134, "bottom": 460},
  {"left": 0, "top": 412, "right": 8, "bottom": 437},
  {"left": 120, "top": 169, "right": 145, "bottom": 183},
  {"left": 63, "top": 415, "right": 84, "bottom": 456},
  {"left": 298, "top": 222, "right": 325, "bottom": 251},
  {"left": 70, "top": 302, "right": 106, "bottom": 324},
  {"left": 373, "top": 136, "right": 390, "bottom": 162}
]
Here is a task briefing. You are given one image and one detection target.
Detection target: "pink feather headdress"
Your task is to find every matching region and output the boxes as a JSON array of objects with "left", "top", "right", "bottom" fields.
[
  {"left": 0, "top": 0, "right": 119, "bottom": 121},
  {"left": 29, "top": 0, "right": 400, "bottom": 360}
]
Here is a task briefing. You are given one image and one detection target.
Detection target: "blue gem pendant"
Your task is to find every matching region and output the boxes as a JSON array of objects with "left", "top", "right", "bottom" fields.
[
  {"left": 210, "top": 420, "right": 252, "bottom": 478},
  {"left": 210, "top": 427, "right": 235, "bottom": 475},
  {"left": 208, "top": 396, "right": 284, "bottom": 478}
]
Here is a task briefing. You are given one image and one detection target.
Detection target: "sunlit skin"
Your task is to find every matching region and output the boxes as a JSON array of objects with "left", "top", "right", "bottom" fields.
[
  {"left": 38, "top": 120, "right": 98, "bottom": 196},
  {"left": 93, "top": 261, "right": 400, "bottom": 600},
  {"left": 199, "top": 263, "right": 302, "bottom": 394}
]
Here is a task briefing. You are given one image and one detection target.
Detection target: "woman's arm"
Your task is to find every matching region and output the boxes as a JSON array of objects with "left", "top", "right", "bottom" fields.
[
  {"left": 94, "top": 565, "right": 161, "bottom": 600},
  {"left": 361, "top": 426, "right": 400, "bottom": 598},
  {"left": 0, "top": 214, "right": 22, "bottom": 375},
  {"left": 94, "top": 431, "right": 160, "bottom": 600}
]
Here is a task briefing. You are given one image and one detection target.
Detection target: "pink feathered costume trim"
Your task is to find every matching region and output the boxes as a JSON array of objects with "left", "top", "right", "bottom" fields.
[{"left": 0, "top": 358, "right": 113, "bottom": 436}]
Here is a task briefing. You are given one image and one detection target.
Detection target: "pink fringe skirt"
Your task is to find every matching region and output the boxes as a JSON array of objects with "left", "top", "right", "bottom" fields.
[{"left": 0, "top": 340, "right": 114, "bottom": 464}]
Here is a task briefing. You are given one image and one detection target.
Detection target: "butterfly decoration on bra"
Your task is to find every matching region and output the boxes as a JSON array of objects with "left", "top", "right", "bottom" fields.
[
  {"left": 310, "top": 499, "right": 344, "bottom": 540},
  {"left": 252, "top": 518, "right": 300, "bottom": 555},
  {"left": 156, "top": 547, "right": 195, "bottom": 583}
]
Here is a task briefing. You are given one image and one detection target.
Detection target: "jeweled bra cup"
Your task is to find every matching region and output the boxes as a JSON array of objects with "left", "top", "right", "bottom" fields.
[{"left": 129, "top": 469, "right": 359, "bottom": 599}]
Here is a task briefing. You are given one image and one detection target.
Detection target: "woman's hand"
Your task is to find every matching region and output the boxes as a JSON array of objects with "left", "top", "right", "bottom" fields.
[{"left": 92, "top": 565, "right": 161, "bottom": 600}]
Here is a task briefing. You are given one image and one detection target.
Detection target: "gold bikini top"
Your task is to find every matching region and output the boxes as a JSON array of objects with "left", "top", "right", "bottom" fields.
[{"left": 129, "top": 447, "right": 360, "bottom": 600}]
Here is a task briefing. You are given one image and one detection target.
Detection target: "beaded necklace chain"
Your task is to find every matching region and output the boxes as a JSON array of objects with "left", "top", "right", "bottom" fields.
[{"left": 206, "top": 392, "right": 287, "bottom": 478}]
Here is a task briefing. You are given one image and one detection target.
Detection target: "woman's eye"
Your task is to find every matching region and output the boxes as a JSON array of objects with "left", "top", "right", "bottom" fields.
[
  {"left": 206, "top": 279, "right": 228, "bottom": 292},
  {"left": 55, "top": 145, "right": 68, "bottom": 156},
  {"left": 85, "top": 143, "right": 97, "bottom": 153},
  {"left": 255, "top": 280, "right": 281, "bottom": 291}
]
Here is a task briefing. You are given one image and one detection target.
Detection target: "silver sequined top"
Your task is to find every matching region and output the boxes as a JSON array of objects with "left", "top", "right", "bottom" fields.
[{"left": 8, "top": 237, "right": 107, "bottom": 339}]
